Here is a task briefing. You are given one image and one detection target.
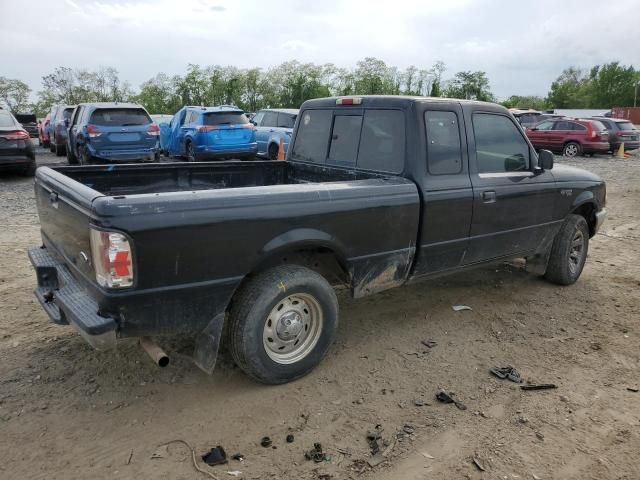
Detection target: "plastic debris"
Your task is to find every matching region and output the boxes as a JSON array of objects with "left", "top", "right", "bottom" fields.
[
  {"left": 231, "top": 453, "right": 244, "bottom": 462},
  {"left": 472, "top": 457, "right": 486, "bottom": 471},
  {"left": 420, "top": 339, "right": 437, "bottom": 348},
  {"left": 305, "top": 443, "right": 329, "bottom": 463},
  {"left": 286, "top": 434, "right": 295, "bottom": 443},
  {"left": 627, "top": 387, "right": 639, "bottom": 393},
  {"left": 452, "top": 305, "right": 472, "bottom": 312},
  {"left": 201, "top": 446, "right": 228, "bottom": 466},
  {"left": 490, "top": 366, "right": 522, "bottom": 383},
  {"left": 521, "top": 384, "right": 557, "bottom": 391},
  {"left": 226, "top": 471, "right": 242, "bottom": 477}
]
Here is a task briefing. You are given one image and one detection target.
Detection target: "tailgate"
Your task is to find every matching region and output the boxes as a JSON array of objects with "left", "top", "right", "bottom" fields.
[{"left": 34, "top": 168, "right": 102, "bottom": 284}]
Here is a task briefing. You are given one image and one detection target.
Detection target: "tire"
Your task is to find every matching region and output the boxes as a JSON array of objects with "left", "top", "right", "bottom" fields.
[
  {"left": 544, "top": 214, "right": 589, "bottom": 285},
  {"left": 49, "top": 142, "right": 55, "bottom": 153},
  {"left": 562, "top": 142, "right": 581, "bottom": 158},
  {"left": 268, "top": 142, "right": 279, "bottom": 160},
  {"left": 54, "top": 143, "right": 65, "bottom": 157},
  {"left": 78, "top": 146, "right": 91, "bottom": 165},
  {"left": 22, "top": 160, "right": 36, "bottom": 177},
  {"left": 186, "top": 141, "right": 196, "bottom": 162},
  {"left": 227, "top": 265, "right": 339, "bottom": 384}
]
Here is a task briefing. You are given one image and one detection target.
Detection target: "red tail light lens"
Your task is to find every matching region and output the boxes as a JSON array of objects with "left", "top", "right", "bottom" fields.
[
  {"left": 2, "top": 130, "right": 30, "bottom": 140},
  {"left": 197, "top": 125, "right": 219, "bottom": 132},
  {"left": 86, "top": 124, "right": 102, "bottom": 138},
  {"left": 90, "top": 229, "right": 134, "bottom": 288},
  {"left": 148, "top": 123, "right": 160, "bottom": 136}
]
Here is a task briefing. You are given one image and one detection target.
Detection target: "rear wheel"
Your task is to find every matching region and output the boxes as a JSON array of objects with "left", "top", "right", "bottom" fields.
[
  {"left": 54, "top": 142, "right": 65, "bottom": 157},
  {"left": 186, "top": 141, "right": 196, "bottom": 162},
  {"left": 268, "top": 142, "right": 279, "bottom": 160},
  {"left": 544, "top": 214, "right": 589, "bottom": 285},
  {"left": 227, "top": 265, "right": 339, "bottom": 384},
  {"left": 563, "top": 142, "right": 581, "bottom": 157},
  {"left": 78, "top": 146, "right": 91, "bottom": 165}
]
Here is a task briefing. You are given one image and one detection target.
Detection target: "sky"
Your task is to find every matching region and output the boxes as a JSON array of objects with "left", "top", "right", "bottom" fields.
[{"left": 1, "top": 0, "right": 638, "bottom": 100}]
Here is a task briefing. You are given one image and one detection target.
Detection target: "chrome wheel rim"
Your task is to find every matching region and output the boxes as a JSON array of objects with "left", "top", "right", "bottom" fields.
[
  {"left": 262, "top": 293, "right": 323, "bottom": 364},
  {"left": 568, "top": 229, "right": 585, "bottom": 275},
  {"left": 564, "top": 144, "right": 578, "bottom": 157}
]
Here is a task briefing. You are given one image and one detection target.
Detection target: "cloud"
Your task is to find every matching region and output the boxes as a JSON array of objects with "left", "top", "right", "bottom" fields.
[{"left": 0, "top": 0, "right": 637, "bottom": 100}]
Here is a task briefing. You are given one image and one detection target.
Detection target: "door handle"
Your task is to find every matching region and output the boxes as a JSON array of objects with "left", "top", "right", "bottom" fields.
[{"left": 482, "top": 191, "right": 496, "bottom": 203}]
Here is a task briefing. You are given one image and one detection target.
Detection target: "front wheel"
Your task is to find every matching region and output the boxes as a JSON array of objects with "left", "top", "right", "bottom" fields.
[
  {"left": 563, "top": 142, "right": 581, "bottom": 157},
  {"left": 227, "top": 265, "right": 339, "bottom": 384},
  {"left": 544, "top": 214, "right": 589, "bottom": 285}
]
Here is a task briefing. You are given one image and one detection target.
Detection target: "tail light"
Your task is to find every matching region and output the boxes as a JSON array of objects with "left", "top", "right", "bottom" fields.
[
  {"left": 2, "top": 130, "right": 30, "bottom": 140},
  {"left": 90, "top": 229, "right": 134, "bottom": 288},
  {"left": 147, "top": 123, "right": 160, "bottom": 136},
  {"left": 197, "top": 125, "right": 219, "bottom": 132},
  {"left": 86, "top": 124, "right": 102, "bottom": 138},
  {"left": 336, "top": 97, "right": 362, "bottom": 105}
]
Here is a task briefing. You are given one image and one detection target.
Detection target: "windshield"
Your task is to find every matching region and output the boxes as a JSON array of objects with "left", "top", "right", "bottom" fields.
[
  {"left": 0, "top": 112, "right": 16, "bottom": 127},
  {"left": 617, "top": 121, "right": 636, "bottom": 131},
  {"left": 203, "top": 112, "right": 248, "bottom": 125},
  {"left": 89, "top": 108, "right": 151, "bottom": 126},
  {"left": 14, "top": 114, "right": 36, "bottom": 123}
]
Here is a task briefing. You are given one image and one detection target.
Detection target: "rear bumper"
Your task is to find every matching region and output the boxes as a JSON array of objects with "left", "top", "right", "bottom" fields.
[
  {"left": 0, "top": 155, "right": 34, "bottom": 168},
  {"left": 88, "top": 146, "right": 159, "bottom": 162},
  {"left": 581, "top": 141, "right": 610, "bottom": 153},
  {"left": 196, "top": 143, "right": 257, "bottom": 159},
  {"left": 611, "top": 140, "right": 640, "bottom": 151},
  {"left": 28, "top": 246, "right": 117, "bottom": 349}
]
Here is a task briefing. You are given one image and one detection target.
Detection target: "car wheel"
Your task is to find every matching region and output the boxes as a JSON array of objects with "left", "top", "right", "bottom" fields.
[
  {"left": 49, "top": 142, "right": 55, "bottom": 153},
  {"left": 186, "top": 141, "right": 196, "bottom": 162},
  {"left": 227, "top": 265, "right": 339, "bottom": 384},
  {"left": 54, "top": 143, "right": 64, "bottom": 157},
  {"left": 544, "top": 214, "right": 589, "bottom": 285},
  {"left": 268, "top": 142, "right": 279, "bottom": 160},
  {"left": 78, "top": 146, "right": 91, "bottom": 165},
  {"left": 562, "top": 142, "right": 581, "bottom": 157}
]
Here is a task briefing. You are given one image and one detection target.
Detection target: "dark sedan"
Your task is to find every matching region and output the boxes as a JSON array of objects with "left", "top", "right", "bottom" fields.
[{"left": 0, "top": 110, "right": 36, "bottom": 176}]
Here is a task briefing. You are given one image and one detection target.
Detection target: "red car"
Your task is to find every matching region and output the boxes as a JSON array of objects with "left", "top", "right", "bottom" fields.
[
  {"left": 38, "top": 113, "right": 51, "bottom": 148},
  {"left": 526, "top": 118, "right": 609, "bottom": 157}
]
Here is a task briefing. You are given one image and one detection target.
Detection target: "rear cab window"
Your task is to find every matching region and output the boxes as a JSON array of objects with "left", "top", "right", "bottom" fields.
[
  {"left": 203, "top": 112, "right": 248, "bottom": 125},
  {"left": 89, "top": 108, "right": 151, "bottom": 126},
  {"left": 290, "top": 109, "right": 404, "bottom": 173}
]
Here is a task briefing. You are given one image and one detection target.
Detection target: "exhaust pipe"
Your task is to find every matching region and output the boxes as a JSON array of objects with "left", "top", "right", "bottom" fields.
[{"left": 139, "top": 336, "right": 170, "bottom": 367}]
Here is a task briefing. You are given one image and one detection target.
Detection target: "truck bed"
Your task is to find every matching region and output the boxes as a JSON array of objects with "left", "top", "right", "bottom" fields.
[{"left": 59, "top": 160, "right": 385, "bottom": 196}]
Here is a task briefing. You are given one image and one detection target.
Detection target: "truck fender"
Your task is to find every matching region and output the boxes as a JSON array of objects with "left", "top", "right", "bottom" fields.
[
  {"left": 571, "top": 190, "right": 595, "bottom": 211},
  {"left": 259, "top": 228, "right": 348, "bottom": 262}
]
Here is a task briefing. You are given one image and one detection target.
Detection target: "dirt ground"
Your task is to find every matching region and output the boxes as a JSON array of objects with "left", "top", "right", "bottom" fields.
[{"left": 1, "top": 146, "right": 639, "bottom": 480}]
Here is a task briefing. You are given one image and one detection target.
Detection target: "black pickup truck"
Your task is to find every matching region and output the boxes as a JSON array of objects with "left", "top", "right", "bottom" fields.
[{"left": 29, "top": 96, "right": 607, "bottom": 384}]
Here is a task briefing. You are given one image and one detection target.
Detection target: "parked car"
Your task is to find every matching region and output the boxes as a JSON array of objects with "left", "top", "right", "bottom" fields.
[
  {"left": 150, "top": 114, "right": 173, "bottom": 125},
  {"left": 160, "top": 105, "right": 257, "bottom": 161},
  {"left": 526, "top": 118, "right": 609, "bottom": 157},
  {"left": 14, "top": 113, "right": 39, "bottom": 138},
  {"left": 29, "top": 96, "right": 607, "bottom": 384},
  {"left": 251, "top": 108, "right": 298, "bottom": 159},
  {"left": 509, "top": 109, "right": 545, "bottom": 129},
  {"left": 0, "top": 109, "right": 35, "bottom": 176},
  {"left": 66, "top": 102, "right": 160, "bottom": 164},
  {"left": 38, "top": 113, "right": 51, "bottom": 148},
  {"left": 590, "top": 117, "right": 639, "bottom": 152},
  {"left": 50, "top": 105, "right": 75, "bottom": 156}
]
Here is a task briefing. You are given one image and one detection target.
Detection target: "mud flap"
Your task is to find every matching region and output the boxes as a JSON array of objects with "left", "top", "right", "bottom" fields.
[
  {"left": 193, "top": 313, "right": 225, "bottom": 375},
  {"left": 526, "top": 227, "right": 557, "bottom": 276}
]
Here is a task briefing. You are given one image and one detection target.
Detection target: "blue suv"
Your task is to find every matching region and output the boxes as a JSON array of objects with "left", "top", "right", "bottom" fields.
[
  {"left": 160, "top": 106, "right": 257, "bottom": 161},
  {"left": 251, "top": 108, "right": 298, "bottom": 159},
  {"left": 66, "top": 103, "right": 159, "bottom": 164}
]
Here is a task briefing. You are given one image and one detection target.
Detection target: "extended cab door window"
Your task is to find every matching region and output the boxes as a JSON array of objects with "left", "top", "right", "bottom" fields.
[
  {"left": 426, "top": 111, "right": 462, "bottom": 175},
  {"left": 290, "top": 109, "right": 333, "bottom": 163},
  {"left": 328, "top": 115, "right": 362, "bottom": 166}
]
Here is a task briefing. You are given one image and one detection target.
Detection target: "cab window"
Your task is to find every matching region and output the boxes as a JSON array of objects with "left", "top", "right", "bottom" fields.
[
  {"left": 473, "top": 113, "right": 530, "bottom": 173},
  {"left": 425, "top": 111, "right": 462, "bottom": 175}
]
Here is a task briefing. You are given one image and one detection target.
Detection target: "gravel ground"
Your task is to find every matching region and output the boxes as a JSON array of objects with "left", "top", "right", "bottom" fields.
[{"left": 0, "top": 146, "right": 639, "bottom": 480}]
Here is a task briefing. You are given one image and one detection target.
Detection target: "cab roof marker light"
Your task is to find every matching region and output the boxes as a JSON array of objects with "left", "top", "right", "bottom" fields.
[{"left": 336, "top": 97, "right": 362, "bottom": 105}]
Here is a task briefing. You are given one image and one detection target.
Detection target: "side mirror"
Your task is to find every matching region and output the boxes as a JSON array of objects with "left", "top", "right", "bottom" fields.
[
  {"left": 250, "top": 120, "right": 257, "bottom": 126},
  {"left": 538, "top": 149, "right": 554, "bottom": 170}
]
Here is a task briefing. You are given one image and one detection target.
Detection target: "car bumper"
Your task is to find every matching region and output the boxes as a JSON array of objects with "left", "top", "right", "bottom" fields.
[
  {"left": 90, "top": 147, "right": 159, "bottom": 162},
  {"left": 611, "top": 140, "right": 640, "bottom": 151},
  {"left": 594, "top": 208, "right": 607, "bottom": 234},
  {"left": 0, "top": 155, "right": 34, "bottom": 168},
  {"left": 29, "top": 246, "right": 117, "bottom": 350},
  {"left": 582, "top": 142, "right": 610, "bottom": 153}
]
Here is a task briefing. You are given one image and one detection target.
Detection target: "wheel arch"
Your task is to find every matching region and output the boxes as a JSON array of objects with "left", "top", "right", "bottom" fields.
[{"left": 571, "top": 197, "right": 597, "bottom": 237}]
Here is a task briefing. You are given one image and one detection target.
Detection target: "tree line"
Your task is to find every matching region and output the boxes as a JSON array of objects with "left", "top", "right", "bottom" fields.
[{"left": 1, "top": 58, "right": 637, "bottom": 117}]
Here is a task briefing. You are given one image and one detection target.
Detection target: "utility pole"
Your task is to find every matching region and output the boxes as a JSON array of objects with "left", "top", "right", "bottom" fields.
[{"left": 635, "top": 79, "right": 638, "bottom": 107}]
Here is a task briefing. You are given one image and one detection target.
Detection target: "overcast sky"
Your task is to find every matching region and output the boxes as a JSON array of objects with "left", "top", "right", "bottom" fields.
[{"left": 1, "top": 0, "right": 638, "bottom": 100}]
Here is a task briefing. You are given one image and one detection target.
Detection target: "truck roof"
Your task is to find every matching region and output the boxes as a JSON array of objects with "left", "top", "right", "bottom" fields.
[
  {"left": 74, "top": 102, "right": 145, "bottom": 109},
  {"left": 185, "top": 105, "right": 243, "bottom": 113},
  {"left": 261, "top": 108, "right": 299, "bottom": 115},
  {"left": 302, "top": 95, "right": 503, "bottom": 110}
]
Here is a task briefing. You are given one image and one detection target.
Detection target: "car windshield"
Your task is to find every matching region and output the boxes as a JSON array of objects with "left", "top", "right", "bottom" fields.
[
  {"left": 0, "top": 112, "right": 16, "bottom": 127},
  {"left": 617, "top": 122, "right": 635, "bottom": 131},
  {"left": 14, "top": 114, "right": 36, "bottom": 123},
  {"left": 89, "top": 108, "right": 151, "bottom": 126},
  {"left": 203, "top": 112, "right": 249, "bottom": 125}
]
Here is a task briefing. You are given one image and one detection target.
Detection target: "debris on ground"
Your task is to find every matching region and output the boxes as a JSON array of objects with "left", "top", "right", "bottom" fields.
[
  {"left": 366, "top": 426, "right": 383, "bottom": 455},
  {"left": 402, "top": 424, "right": 415, "bottom": 435},
  {"left": 436, "top": 389, "right": 467, "bottom": 410},
  {"left": 151, "top": 444, "right": 169, "bottom": 459},
  {"left": 260, "top": 436, "right": 272, "bottom": 448},
  {"left": 521, "top": 383, "right": 557, "bottom": 391},
  {"left": 490, "top": 365, "right": 522, "bottom": 383},
  {"left": 156, "top": 439, "right": 221, "bottom": 479},
  {"left": 472, "top": 456, "right": 486, "bottom": 471},
  {"left": 202, "top": 446, "right": 228, "bottom": 466},
  {"left": 627, "top": 387, "right": 639, "bottom": 393},
  {"left": 452, "top": 305, "right": 473, "bottom": 312},
  {"left": 231, "top": 453, "right": 244, "bottom": 462},
  {"left": 225, "top": 471, "right": 242, "bottom": 477},
  {"left": 305, "top": 443, "right": 330, "bottom": 463},
  {"left": 420, "top": 339, "right": 437, "bottom": 349},
  {"left": 286, "top": 434, "right": 295, "bottom": 443},
  {"left": 367, "top": 453, "right": 386, "bottom": 468},
  {"left": 414, "top": 399, "right": 429, "bottom": 407}
]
